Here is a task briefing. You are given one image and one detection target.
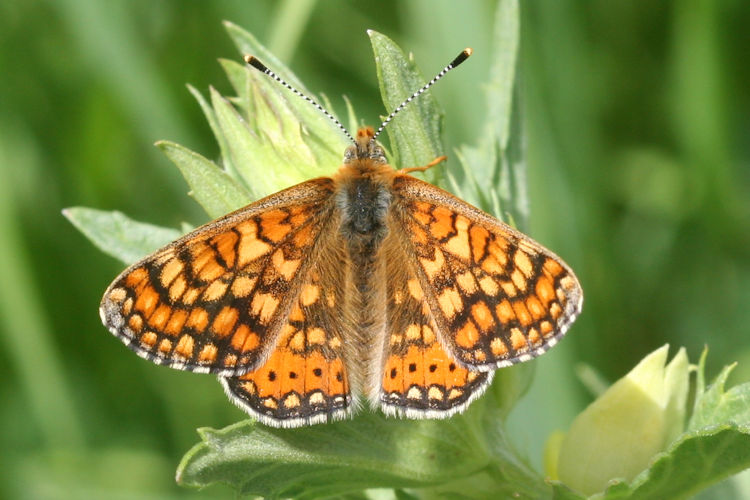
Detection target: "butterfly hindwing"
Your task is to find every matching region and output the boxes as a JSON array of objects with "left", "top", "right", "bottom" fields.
[
  {"left": 375, "top": 229, "right": 492, "bottom": 418},
  {"left": 391, "top": 175, "right": 583, "bottom": 370},
  {"left": 221, "top": 236, "right": 354, "bottom": 427},
  {"left": 100, "top": 178, "right": 338, "bottom": 376}
]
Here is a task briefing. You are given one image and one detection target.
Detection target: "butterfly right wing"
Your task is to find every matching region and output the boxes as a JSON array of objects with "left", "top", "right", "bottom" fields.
[
  {"left": 390, "top": 174, "right": 583, "bottom": 371},
  {"left": 100, "top": 178, "right": 338, "bottom": 376}
]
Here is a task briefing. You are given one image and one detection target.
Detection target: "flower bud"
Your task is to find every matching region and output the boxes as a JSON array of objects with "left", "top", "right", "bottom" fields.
[{"left": 552, "top": 345, "right": 689, "bottom": 495}]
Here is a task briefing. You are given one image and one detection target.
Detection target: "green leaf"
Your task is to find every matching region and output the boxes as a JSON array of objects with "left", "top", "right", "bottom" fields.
[
  {"left": 62, "top": 207, "right": 181, "bottom": 265},
  {"left": 207, "top": 59, "right": 344, "bottom": 200},
  {"left": 156, "top": 140, "right": 251, "bottom": 219},
  {"left": 487, "top": 0, "right": 520, "bottom": 152},
  {"left": 690, "top": 364, "right": 750, "bottom": 430},
  {"left": 177, "top": 415, "right": 491, "bottom": 499},
  {"left": 187, "top": 83, "right": 238, "bottom": 179},
  {"left": 368, "top": 30, "right": 444, "bottom": 185},
  {"left": 223, "top": 22, "right": 348, "bottom": 166},
  {"left": 454, "top": 0, "right": 526, "bottom": 228}
]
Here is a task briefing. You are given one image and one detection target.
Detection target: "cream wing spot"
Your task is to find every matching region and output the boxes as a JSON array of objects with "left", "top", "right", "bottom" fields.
[
  {"left": 500, "top": 281, "right": 517, "bottom": 298},
  {"left": 428, "top": 386, "right": 444, "bottom": 400},
  {"left": 456, "top": 271, "right": 478, "bottom": 293},
  {"left": 419, "top": 248, "right": 446, "bottom": 280},
  {"left": 514, "top": 251, "right": 534, "bottom": 278},
  {"left": 169, "top": 276, "right": 187, "bottom": 302},
  {"left": 407, "top": 386, "right": 422, "bottom": 400},
  {"left": 478, "top": 276, "right": 499, "bottom": 296},
  {"left": 272, "top": 249, "right": 301, "bottom": 281},
  {"left": 307, "top": 327, "right": 325, "bottom": 345},
  {"left": 309, "top": 392, "right": 325, "bottom": 405},
  {"left": 231, "top": 276, "right": 257, "bottom": 298},
  {"left": 289, "top": 331, "right": 305, "bottom": 352},
  {"left": 511, "top": 269, "right": 528, "bottom": 292},
  {"left": 407, "top": 279, "right": 423, "bottom": 300},
  {"left": 437, "top": 287, "right": 463, "bottom": 319},
  {"left": 300, "top": 284, "right": 320, "bottom": 306},
  {"left": 236, "top": 221, "right": 272, "bottom": 266},
  {"left": 421, "top": 325, "right": 435, "bottom": 344},
  {"left": 443, "top": 217, "right": 471, "bottom": 260},
  {"left": 250, "top": 293, "right": 280, "bottom": 324},
  {"left": 405, "top": 324, "right": 421, "bottom": 340},
  {"left": 108, "top": 287, "right": 127, "bottom": 303},
  {"left": 160, "top": 258, "right": 184, "bottom": 287},
  {"left": 203, "top": 280, "right": 228, "bottom": 301}
]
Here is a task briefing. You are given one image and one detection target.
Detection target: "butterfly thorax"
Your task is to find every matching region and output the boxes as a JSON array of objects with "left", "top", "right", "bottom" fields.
[
  {"left": 336, "top": 127, "right": 396, "bottom": 246},
  {"left": 333, "top": 157, "right": 394, "bottom": 288}
]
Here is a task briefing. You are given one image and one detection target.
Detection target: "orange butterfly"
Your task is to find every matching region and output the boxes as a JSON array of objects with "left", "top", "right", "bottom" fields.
[{"left": 100, "top": 48, "right": 582, "bottom": 427}]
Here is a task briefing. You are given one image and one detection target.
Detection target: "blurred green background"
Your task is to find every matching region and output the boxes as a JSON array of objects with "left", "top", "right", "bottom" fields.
[{"left": 1, "top": 0, "right": 749, "bottom": 498}]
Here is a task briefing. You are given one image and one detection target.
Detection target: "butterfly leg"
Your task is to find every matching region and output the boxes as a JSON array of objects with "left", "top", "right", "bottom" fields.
[{"left": 397, "top": 155, "right": 447, "bottom": 175}]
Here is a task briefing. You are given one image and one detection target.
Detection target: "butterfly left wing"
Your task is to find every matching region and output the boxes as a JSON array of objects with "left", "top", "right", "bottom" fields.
[
  {"left": 100, "top": 178, "right": 337, "bottom": 376},
  {"left": 390, "top": 175, "right": 582, "bottom": 371},
  {"left": 373, "top": 230, "right": 492, "bottom": 418}
]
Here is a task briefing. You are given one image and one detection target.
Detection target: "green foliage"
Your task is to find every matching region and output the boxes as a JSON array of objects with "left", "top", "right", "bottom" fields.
[
  {"left": 177, "top": 369, "right": 546, "bottom": 499},
  {"left": 550, "top": 351, "right": 750, "bottom": 499},
  {"left": 5, "top": 0, "right": 750, "bottom": 498},
  {"left": 68, "top": 15, "right": 750, "bottom": 498},
  {"left": 63, "top": 208, "right": 182, "bottom": 265},
  {"left": 369, "top": 31, "right": 445, "bottom": 184},
  {"left": 67, "top": 9, "right": 558, "bottom": 498}
]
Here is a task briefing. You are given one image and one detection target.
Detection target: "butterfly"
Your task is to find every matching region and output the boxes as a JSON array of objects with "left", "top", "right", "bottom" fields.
[{"left": 100, "top": 48, "right": 582, "bottom": 427}]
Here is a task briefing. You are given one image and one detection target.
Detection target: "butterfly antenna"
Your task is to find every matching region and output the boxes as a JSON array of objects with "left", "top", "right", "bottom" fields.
[
  {"left": 372, "top": 48, "right": 473, "bottom": 142},
  {"left": 244, "top": 55, "right": 356, "bottom": 145}
]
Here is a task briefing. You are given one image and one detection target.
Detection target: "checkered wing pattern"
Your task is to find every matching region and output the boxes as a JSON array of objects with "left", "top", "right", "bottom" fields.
[
  {"left": 378, "top": 230, "right": 492, "bottom": 418},
  {"left": 221, "top": 239, "right": 354, "bottom": 427},
  {"left": 391, "top": 175, "right": 583, "bottom": 371},
  {"left": 99, "top": 178, "right": 338, "bottom": 376}
]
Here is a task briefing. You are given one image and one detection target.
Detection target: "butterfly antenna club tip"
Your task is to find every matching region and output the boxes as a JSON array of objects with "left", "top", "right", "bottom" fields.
[
  {"left": 244, "top": 55, "right": 268, "bottom": 72},
  {"left": 451, "top": 48, "right": 473, "bottom": 68},
  {"left": 373, "top": 48, "right": 474, "bottom": 141}
]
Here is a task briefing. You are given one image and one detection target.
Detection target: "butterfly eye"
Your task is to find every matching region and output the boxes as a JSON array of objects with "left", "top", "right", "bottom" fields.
[
  {"left": 343, "top": 146, "right": 356, "bottom": 163},
  {"left": 368, "top": 144, "right": 386, "bottom": 163}
]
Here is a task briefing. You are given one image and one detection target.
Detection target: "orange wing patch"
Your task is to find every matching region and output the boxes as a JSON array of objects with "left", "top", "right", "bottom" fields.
[
  {"left": 376, "top": 235, "right": 491, "bottom": 418},
  {"left": 100, "top": 179, "right": 337, "bottom": 376},
  {"left": 391, "top": 175, "right": 582, "bottom": 370},
  {"left": 222, "top": 244, "right": 352, "bottom": 427}
]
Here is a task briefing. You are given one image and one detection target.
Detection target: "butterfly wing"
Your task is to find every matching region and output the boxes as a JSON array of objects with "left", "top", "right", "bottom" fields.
[
  {"left": 221, "top": 238, "right": 354, "bottom": 427},
  {"left": 390, "top": 175, "right": 582, "bottom": 370},
  {"left": 375, "top": 231, "right": 492, "bottom": 418},
  {"left": 100, "top": 178, "right": 339, "bottom": 376}
]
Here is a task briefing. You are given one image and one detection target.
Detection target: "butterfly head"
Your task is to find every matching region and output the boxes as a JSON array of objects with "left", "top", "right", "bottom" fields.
[{"left": 343, "top": 127, "right": 386, "bottom": 165}]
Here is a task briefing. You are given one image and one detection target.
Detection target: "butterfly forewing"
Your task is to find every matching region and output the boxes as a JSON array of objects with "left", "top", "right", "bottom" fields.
[
  {"left": 376, "top": 231, "right": 492, "bottom": 418},
  {"left": 390, "top": 175, "right": 583, "bottom": 370},
  {"left": 100, "top": 178, "right": 338, "bottom": 376}
]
